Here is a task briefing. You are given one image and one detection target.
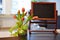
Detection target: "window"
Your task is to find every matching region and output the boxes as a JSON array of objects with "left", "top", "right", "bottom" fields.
[
  {"left": 0, "top": 0, "right": 2, "bottom": 13},
  {"left": 11, "top": 0, "right": 31, "bottom": 14}
]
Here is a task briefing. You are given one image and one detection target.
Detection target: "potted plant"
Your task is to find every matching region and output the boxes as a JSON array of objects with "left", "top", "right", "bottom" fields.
[{"left": 9, "top": 8, "right": 32, "bottom": 37}]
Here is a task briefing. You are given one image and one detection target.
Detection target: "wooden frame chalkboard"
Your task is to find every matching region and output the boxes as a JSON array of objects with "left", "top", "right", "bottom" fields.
[{"left": 31, "top": 2, "right": 56, "bottom": 20}]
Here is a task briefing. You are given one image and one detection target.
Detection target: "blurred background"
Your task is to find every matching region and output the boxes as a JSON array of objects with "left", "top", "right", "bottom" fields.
[{"left": 0, "top": 0, "right": 60, "bottom": 29}]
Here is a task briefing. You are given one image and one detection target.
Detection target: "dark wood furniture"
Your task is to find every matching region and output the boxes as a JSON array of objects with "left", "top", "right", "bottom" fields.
[
  {"left": 29, "top": 2, "right": 58, "bottom": 35},
  {"left": 31, "top": 2, "right": 56, "bottom": 20}
]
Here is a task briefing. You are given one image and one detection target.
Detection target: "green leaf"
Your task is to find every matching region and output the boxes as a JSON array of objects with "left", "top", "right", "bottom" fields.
[
  {"left": 21, "top": 23, "right": 28, "bottom": 30},
  {"left": 25, "top": 15, "right": 32, "bottom": 24},
  {"left": 21, "top": 13, "right": 25, "bottom": 18},
  {"left": 18, "top": 14, "right": 21, "bottom": 19},
  {"left": 19, "top": 19, "right": 23, "bottom": 27},
  {"left": 9, "top": 24, "right": 19, "bottom": 33}
]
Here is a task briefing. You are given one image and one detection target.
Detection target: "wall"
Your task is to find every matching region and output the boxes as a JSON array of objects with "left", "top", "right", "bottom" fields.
[{"left": 56, "top": 0, "right": 60, "bottom": 16}]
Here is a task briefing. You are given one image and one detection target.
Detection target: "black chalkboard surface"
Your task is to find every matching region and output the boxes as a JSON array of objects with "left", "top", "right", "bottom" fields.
[{"left": 31, "top": 2, "right": 56, "bottom": 20}]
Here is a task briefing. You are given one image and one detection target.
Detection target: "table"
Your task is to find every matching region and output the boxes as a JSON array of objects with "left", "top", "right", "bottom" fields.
[{"left": 0, "top": 30, "right": 60, "bottom": 40}]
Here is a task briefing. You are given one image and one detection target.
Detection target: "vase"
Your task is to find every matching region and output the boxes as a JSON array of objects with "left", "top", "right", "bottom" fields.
[
  {"left": 18, "top": 30, "right": 27, "bottom": 40},
  {"left": 18, "top": 34, "right": 27, "bottom": 40}
]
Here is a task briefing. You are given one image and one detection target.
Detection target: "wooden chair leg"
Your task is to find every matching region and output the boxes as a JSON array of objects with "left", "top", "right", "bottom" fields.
[{"left": 53, "top": 30, "right": 58, "bottom": 35}]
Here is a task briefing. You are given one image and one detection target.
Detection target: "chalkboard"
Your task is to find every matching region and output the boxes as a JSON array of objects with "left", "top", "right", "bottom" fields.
[{"left": 31, "top": 2, "right": 56, "bottom": 20}]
